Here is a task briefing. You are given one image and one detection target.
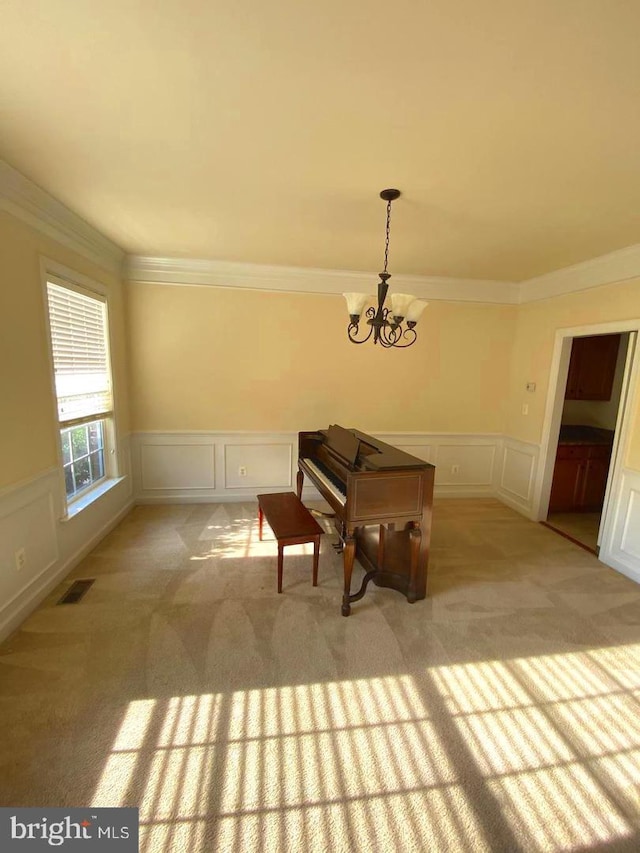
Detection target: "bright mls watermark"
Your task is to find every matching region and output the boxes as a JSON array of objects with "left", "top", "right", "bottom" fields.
[{"left": 1, "top": 808, "right": 138, "bottom": 851}]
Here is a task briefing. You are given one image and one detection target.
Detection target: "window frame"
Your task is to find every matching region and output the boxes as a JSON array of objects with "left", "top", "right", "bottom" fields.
[{"left": 41, "top": 260, "right": 121, "bottom": 517}]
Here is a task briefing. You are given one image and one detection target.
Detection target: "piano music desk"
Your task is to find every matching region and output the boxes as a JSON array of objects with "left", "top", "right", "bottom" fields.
[{"left": 257, "top": 492, "right": 324, "bottom": 594}]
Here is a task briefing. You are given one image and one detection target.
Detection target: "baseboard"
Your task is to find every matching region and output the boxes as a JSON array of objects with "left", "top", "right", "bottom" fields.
[{"left": 495, "top": 487, "right": 538, "bottom": 520}]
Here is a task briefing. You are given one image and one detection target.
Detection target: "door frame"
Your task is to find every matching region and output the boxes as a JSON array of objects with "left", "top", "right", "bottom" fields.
[{"left": 533, "top": 319, "right": 640, "bottom": 559}]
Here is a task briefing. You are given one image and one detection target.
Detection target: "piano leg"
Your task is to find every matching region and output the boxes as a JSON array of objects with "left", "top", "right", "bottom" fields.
[
  {"left": 377, "top": 524, "right": 386, "bottom": 567},
  {"left": 341, "top": 533, "right": 356, "bottom": 617},
  {"left": 407, "top": 523, "right": 422, "bottom": 603},
  {"left": 296, "top": 468, "right": 304, "bottom": 499}
]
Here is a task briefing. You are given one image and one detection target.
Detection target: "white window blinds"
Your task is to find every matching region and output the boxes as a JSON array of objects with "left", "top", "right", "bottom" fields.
[{"left": 46, "top": 281, "right": 112, "bottom": 423}]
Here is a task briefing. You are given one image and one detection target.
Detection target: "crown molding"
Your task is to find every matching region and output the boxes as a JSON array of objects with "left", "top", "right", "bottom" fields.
[
  {"left": 126, "top": 255, "right": 520, "bottom": 304},
  {"left": 126, "top": 244, "right": 640, "bottom": 304},
  {"left": 519, "top": 243, "right": 640, "bottom": 303},
  {"left": 4, "top": 158, "right": 638, "bottom": 299},
  {"left": 0, "top": 160, "right": 124, "bottom": 275}
]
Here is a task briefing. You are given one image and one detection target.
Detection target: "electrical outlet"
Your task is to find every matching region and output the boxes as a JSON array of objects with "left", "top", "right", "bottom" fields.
[
  {"left": 522, "top": 403, "right": 529, "bottom": 415},
  {"left": 238, "top": 466, "right": 247, "bottom": 477},
  {"left": 451, "top": 464, "right": 460, "bottom": 474},
  {"left": 15, "top": 547, "right": 26, "bottom": 571}
]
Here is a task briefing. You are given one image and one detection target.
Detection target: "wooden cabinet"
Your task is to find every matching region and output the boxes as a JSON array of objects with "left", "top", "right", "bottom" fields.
[
  {"left": 580, "top": 456, "right": 610, "bottom": 510},
  {"left": 549, "top": 454, "right": 583, "bottom": 512},
  {"left": 548, "top": 443, "right": 612, "bottom": 512},
  {"left": 565, "top": 334, "right": 621, "bottom": 400}
]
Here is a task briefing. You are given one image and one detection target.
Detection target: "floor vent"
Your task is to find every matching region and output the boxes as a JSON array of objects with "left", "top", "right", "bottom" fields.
[{"left": 57, "top": 579, "right": 95, "bottom": 605}]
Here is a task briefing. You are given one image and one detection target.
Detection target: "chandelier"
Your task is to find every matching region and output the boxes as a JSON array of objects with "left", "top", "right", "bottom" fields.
[{"left": 343, "top": 189, "right": 427, "bottom": 348}]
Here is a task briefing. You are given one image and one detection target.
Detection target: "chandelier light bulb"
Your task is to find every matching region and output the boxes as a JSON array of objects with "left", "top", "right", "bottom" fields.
[
  {"left": 389, "top": 293, "right": 416, "bottom": 321},
  {"left": 406, "top": 300, "right": 428, "bottom": 324},
  {"left": 343, "top": 292, "right": 370, "bottom": 320}
]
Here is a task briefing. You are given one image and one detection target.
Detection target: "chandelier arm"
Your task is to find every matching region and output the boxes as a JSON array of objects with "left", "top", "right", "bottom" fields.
[
  {"left": 380, "top": 324, "right": 400, "bottom": 348},
  {"left": 390, "top": 326, "right": 418, "bottom": 348},
  {"left": 375, "top": 317, "right": 418, "bottom": 348},
  {"left": 347, "top": 320, "right": 374, "bottom": 345}
]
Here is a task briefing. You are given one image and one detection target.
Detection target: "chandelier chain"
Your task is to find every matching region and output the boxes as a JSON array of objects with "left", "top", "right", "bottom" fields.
[{"left": 383, "top": 198, "right": 392, "bottom": 274}]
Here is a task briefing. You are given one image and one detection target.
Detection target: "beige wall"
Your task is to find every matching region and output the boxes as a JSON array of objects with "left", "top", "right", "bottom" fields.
[
  {"left": 0, "top": 212, "right": 129, "bottom": 490},
  {"left": 505, "top": 278, "right": 640, "bottom": 468},
  {"left": 3, "top": 198, "right": 639, "bottom": 491},
  {"left": 127, "top": 282, "right": 517, "bottom": 434}
]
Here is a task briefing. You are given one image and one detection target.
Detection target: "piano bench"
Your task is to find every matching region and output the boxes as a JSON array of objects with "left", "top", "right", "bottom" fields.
[{"left": 257, "top": 492, "right": 324, "bottom": 593}]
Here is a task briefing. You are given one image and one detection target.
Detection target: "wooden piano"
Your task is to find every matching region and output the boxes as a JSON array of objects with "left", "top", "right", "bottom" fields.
[{"left": 297, "top": 425, "right": 435, "bottom": 616}]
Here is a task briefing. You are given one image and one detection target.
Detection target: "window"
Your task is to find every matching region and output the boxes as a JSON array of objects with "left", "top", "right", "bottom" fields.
[{"left": 45, "top": 275, "right": 116, "bottom": 507}]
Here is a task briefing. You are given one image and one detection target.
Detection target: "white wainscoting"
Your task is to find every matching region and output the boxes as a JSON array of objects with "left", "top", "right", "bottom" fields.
[
  {"left": 224, "top": 443, "right": 293, "bottom": 490},
  {"left": 133, "top": 432, "right": 298, "bottom": 502},
  {"left": 600, "top": 468, "right": 640, "bottom": 584},
  {"left": 0, "top": 469, "right": 59, "bottom": 640},
  {"left": 379, "top": 433, "right": 501, "bottom": 496},
  {"left": 141, "top": 442, "right": 215, "bottom": 491},
  {"left": 496, "top": 437, "right": 539, "bottom": 518},
  {"left": 0, "top": 440, "right": 134, "bottom": 642},
  {"left": 132, "top": 431, "right": 506, "bottom": 503}
]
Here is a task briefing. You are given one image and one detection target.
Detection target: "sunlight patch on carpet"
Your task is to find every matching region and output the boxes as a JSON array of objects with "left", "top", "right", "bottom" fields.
[
  {"left": 431, "top": 645, "right": 640, "bottom": 850},
  {"left": 90, "top": 646, "right": 640, "bottom": 852}
]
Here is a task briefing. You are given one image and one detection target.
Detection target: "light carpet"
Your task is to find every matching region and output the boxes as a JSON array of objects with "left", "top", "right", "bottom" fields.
[{"left": 1, "top": 498, "right": 640, "bottom": 852}]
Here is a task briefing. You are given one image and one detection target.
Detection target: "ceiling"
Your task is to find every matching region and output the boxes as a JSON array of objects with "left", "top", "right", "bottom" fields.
[{"left": 1, "top": 0, "right": 639, "bottom": 282}]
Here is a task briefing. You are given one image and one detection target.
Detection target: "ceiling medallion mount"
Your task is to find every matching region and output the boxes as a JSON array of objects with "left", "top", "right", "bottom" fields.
[{"left": 343, "top": 188, "right": 427, "bottom": 348}]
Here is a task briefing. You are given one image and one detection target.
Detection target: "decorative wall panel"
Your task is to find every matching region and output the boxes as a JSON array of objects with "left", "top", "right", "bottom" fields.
[
  {"left": 498, "top": 440, "right": 538, "bottom": 516},
  {"left": 224, "top": 443, "right": 292, "bottom": 490},
  {"left": 602, "top": 469, "right": 640, "bottom": 584},
  {"left": 141, "top": 443, "right": 215, "bottom": 490}
]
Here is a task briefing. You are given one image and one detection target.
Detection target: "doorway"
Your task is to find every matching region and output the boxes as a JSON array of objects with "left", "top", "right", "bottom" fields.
[{"left": 540, "top": 330, "right": 635, "bottom": 553}]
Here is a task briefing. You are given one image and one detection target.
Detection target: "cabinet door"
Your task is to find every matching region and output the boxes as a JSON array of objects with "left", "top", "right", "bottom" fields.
[
  {"left": 579, "top": 446, "right": 611, "bottom": 511},
  {"left": 579, "top": 458, "right": 609, "bottom": 510},
  {"left": 549, "top": 457, "right": 584, "bottom": 512},
  {"left": 565, "top": 334, "right": 621, "bottom": 400},
  {"left": 565, "top": 344, "right": 583, "bottom": 399}
]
